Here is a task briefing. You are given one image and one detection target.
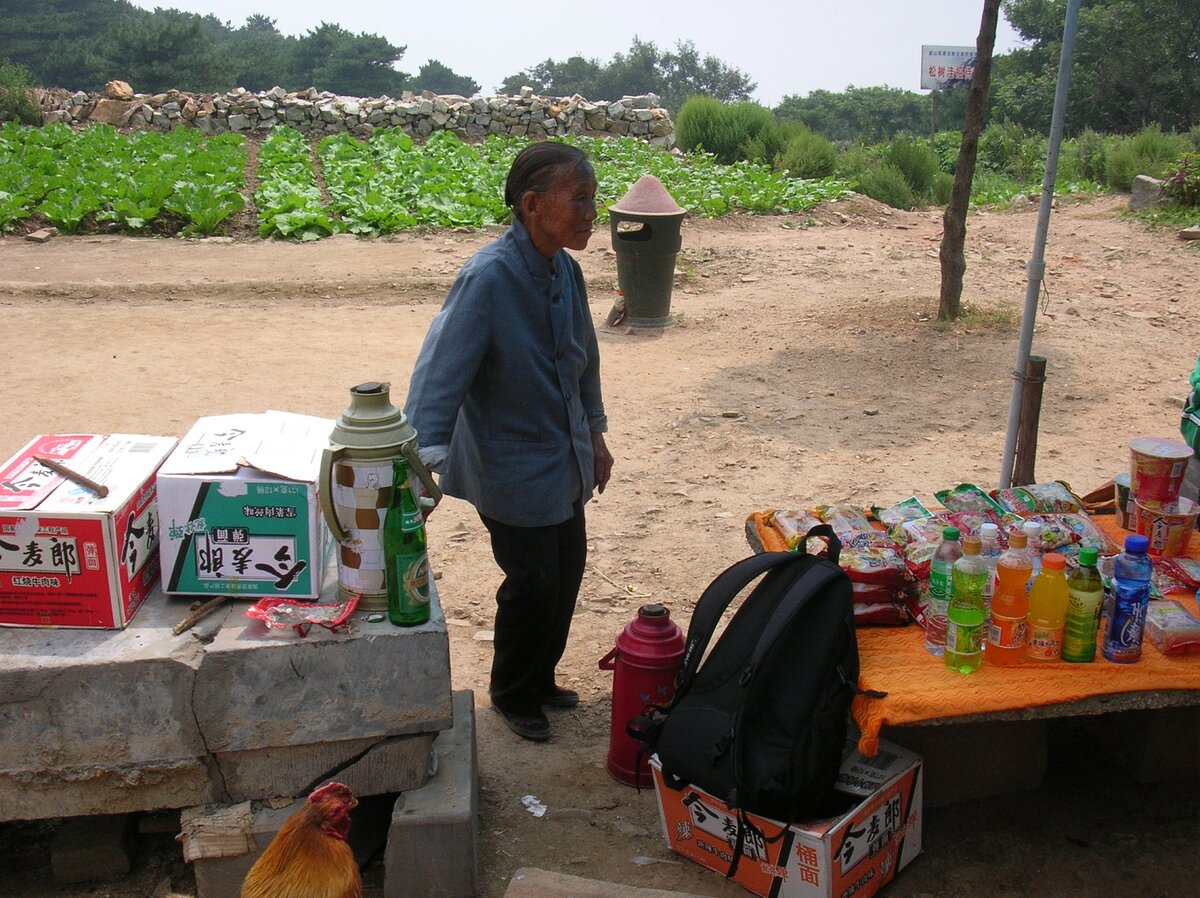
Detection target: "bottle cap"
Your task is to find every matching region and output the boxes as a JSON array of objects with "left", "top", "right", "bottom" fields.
[
  {"left": 962, "top": 535, "right": 982, "bottom": 554},
  {"left": 980, "top": 522, "right": 999, "bottom": 536},
  {"left": 942, "top": 526, "right": 960, "bottom": 540},
  {"left": 1008, "top": 530, "right": 1028, "bottom": 549},
  {"left": 1078, "top": 546, "right": 1098, "bottom": 566},
  {"left": 1124, "top": 533, "right": 1150, "bottom": 554},
  {"left": 1043, "top": 552, "right": 1066, "bottom": 569},
  {"left": 1022, "top": 520, "right": 1041, "bottom": 536}
]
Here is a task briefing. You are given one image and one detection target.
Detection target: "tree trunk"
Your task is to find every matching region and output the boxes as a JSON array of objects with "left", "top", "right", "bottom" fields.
[{"left": 937, "top": 0, "right": 1002, "bottom": 321}]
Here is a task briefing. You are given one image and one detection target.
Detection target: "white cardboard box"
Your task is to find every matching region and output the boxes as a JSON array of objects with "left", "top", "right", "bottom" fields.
[
  {"left": 651, "top": 739, "right": 923, "bottom": 898},
  {"left": 0, "top": 434, "right": 178, "bottom": 628},
  {"left": 156, "top": 411, "right": 333, "bottom": 599}
]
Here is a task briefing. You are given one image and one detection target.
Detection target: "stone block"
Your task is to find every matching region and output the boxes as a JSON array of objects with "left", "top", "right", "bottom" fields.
[
  {"left": 882, "top": 719, "right": 1047, "bottom": 807},
  {"left": 190, "top": 595, "right": 452, "bottom": 755},
  {"left": 1130, "top": 174, "right": 1164, "bottom": 211},
  {"left": 51, "top": 813, "right": 137, "bottom": 884},
  {"left": 0, "top": 598, "right": 213, "bottom": 819},
  {"left": 505, "top": 867, "right": 714, "bottom": 898},
  {"left": 1080, "top": 706, "right": 1200, "bottom": 783},
  {"left": 216, "top": 731, "right": 435, "bottom": 802},
  {"left": 384, "top": 690, "right": 478, "bottom": 898}
]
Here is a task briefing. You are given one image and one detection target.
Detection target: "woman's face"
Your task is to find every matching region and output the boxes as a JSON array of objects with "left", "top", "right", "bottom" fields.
[{"left": 522, "top": 168, "right": 597, "bottom": 258}]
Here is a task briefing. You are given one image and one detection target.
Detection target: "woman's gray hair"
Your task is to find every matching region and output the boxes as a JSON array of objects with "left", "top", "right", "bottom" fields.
[{"left": 505, "top": 142, "right": 595, "bottom": 222}]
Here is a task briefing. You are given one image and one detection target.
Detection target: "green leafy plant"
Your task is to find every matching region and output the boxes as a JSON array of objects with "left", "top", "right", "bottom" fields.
[
  {"left": 775, "top": 128, "right": 837, "bottom": 180},
  {"left": 886, "top": 139, "right": 940, "bottom": 197},
  {"left": 1159, "top": 156, "right": 1200, "bottom": 207}
]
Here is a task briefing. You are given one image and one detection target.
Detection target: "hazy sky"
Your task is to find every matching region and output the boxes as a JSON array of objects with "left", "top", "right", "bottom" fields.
[{"left": 130, "top": 1, "right": 1026, "bottom": 106}]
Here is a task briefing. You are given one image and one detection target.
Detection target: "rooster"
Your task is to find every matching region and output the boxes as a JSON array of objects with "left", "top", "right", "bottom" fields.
[{"left": 240, "top": 782, "right": 364, "bottom": 898}]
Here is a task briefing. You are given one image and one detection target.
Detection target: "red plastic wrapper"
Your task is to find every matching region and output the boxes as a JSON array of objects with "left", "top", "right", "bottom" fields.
[{"left": 245, "top": 596, "right": 359, "bottom": 636}]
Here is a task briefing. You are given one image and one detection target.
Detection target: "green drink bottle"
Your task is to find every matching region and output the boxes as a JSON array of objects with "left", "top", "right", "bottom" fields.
[
  {"left": 946, "top": 535, "right": 988, "bottom": 674},
  {"left": 1062, "top": 546, "right": 1103, "bottom": 662},
  {"left": 383, "top": 456, "right": 430, "bottom": 626}
]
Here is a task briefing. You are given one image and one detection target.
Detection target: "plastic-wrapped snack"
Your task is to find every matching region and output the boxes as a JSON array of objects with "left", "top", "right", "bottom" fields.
[
  {"left": 1161, "top": 557, "right": 1200, "bottom": 590},
  {"left": 1049, "top": 512, "right": 1117, "bottom": 553},
  {"left": 902, "top": 540, "right": 939, "bottom": 581},
  {"left": 838, "top": 541, "right": 913, "bottom": 587},
  {"left": 1023, "top": 481, "right": 1085, "bottom": 513},
  {"left": 990, "top": 486, "right": 1040, "bottom": 516},
  {"left": 935, "top": 483, "right": 1006, "bottom": 515},
  {"left": 1025, "top": 515, "right": 1083, "bottom": 552},
  {"left": 816, "top": 503, "right": 875, "bottom": 540},
  {"left": 1145, "top": 599, "right": 1200, "bottom": 655},
  {"left": 872, "top": 496, "right": 933, "bottom": 542},
  {"left": 768, "top": 508, "right": 824, "bottom": 550},
  {"left": 931, "top": 510, "right": 1013, "bottom": 542},
  {"left": 1151, "top": 564, "right": 1193, "bottom": 596}
]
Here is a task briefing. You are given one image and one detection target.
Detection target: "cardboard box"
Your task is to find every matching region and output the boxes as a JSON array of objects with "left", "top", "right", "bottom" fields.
[
  {"left": 156, "top": 411, "right": 333, "bottom": 599},
  {"left": 0, "top": 434, "right": 178, "bottom": 628},
  {"left": 651, "top": 739, "right": 923, "bottom": 898}
]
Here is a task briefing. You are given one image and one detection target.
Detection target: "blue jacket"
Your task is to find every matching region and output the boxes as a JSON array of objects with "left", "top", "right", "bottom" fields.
[{"left": 404, "top": 219, "right": 607, "bottom": 527}]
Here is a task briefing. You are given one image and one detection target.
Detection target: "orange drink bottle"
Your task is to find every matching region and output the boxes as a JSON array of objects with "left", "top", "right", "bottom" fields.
[{"left": 985, "top": 530, "right": 1032, "bottom": 666}]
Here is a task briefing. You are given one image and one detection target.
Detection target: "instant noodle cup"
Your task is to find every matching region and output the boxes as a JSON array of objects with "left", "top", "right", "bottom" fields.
[
  {"left": 1129, "top": 437, "right": 1193, "bottom": 503},
  {"left": 1133, "top": 496, "right": 1199, "bottom": 557}
]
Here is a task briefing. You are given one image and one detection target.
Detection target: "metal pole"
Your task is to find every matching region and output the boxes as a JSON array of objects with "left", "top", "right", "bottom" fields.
[{"left": 999, "top": 0, "right": 1083, "bottom": 487}]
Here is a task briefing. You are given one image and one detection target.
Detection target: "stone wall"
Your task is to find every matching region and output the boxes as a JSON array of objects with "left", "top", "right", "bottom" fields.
[{"left": 33, "top": 83, "right": 676, "bottom": 148}]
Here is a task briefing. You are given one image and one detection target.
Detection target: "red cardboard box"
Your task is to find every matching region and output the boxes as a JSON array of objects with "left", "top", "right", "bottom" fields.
[
  {"left": 650, "top": 739, "right": 923, "bottom": 898},
  {"left": 0, "top": 434, "right": 177, "bottom": 628}
]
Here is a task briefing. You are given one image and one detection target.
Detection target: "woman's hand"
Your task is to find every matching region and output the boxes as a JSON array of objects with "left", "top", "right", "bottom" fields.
[{"left": 592, "top": 432, "right": 614, "bottom": 494}]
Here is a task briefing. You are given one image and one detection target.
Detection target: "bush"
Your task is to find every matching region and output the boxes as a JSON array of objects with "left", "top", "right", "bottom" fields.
[
  {"left": 0, "top": 63, "right": 40, "bottom": 126},
  {"left": 775, "top": 127, "right": 836, "bottom": 179},
  {"left": 1104, "top": 126, "right": 1191, "bottom": 190},
  {"left": 857, "top": 163, "right": 916, "bottom": 210},
  {"left": 834, "top": 143, "right": 885, "bottom": 182},
  {"left": 675, "top": 96, "right": 723, "bottom": 155},
  {"left": 886, "top": 138, "right": 940, "bottom": 196},
  {"left": 675, "top": 97, "right": 783, "bottom": 165},
  {"left": 1069, "top": 129, "right": 1110, "bottom": 183},
  {"left": 931, "top": 130, "right": 962, "bottom": 174},
  {"left": 931, "top": 171, "right": 955, "bottom": 205}
]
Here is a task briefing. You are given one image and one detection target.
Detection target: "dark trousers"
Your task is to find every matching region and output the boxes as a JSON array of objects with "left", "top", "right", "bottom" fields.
[{"left": 479, "top": 499, "right": 587, "bottom": 715}]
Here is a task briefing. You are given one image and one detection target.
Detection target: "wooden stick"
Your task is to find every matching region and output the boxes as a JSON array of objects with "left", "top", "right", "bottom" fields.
[
  {"left": 173, "top": 595, "right": 231, "bottom": 635},
  {"left": 32, "top": 454, "right": 109, "bottom": 497}
]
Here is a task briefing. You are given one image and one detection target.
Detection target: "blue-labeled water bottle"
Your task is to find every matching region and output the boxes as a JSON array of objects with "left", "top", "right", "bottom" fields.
[{"left": 1101, "top": 534, "right": 1152, "bottom": 663}]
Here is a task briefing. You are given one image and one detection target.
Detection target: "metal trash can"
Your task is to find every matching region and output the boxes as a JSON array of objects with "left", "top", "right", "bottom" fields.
[{"left": 609, "top": 175, "right": 686, "bottom": 329}]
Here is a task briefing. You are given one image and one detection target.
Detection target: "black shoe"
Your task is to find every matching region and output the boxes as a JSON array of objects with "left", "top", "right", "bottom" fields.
[
  {"left": 539, "top": 686, "right": 580, "bottom": 709},
  {"left": 492, "top": 704, "right": 551, "bottom": 741}
]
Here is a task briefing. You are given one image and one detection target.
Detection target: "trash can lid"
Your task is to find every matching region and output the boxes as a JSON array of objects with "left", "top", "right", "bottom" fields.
[{"left": 610, "top": 174, "right": 686, "bottom": 216}]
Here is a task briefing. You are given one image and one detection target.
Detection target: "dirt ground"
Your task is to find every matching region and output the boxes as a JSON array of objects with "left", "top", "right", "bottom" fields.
[{"left": 2, "top": 193, "right": 1199, "bottom": 898}]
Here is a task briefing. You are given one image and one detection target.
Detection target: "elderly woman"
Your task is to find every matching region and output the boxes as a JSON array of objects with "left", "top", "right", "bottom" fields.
[{"left": 404, "top": 142, "right": 614, "bottom": 741}]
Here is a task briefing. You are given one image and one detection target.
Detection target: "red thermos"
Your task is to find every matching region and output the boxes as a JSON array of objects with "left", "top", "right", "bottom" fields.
[{"left": 598, "top": 604, "right": 685, "bottom": 787}]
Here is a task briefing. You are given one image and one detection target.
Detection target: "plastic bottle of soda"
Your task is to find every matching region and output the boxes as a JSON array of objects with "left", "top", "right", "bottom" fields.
[
  {"left": 1102, "top": 534, "right": 1153, "bottom": 663},
  {"left": 928, "top": 526, "right": 962, "bottom": 617},
  {"left": 985, "top": 529, "right": 1032, "bottom": 666},
  {"left": 978, "top": 522, "right": 1002, "bottom": 620},
  {"left": 925, "top": 526, "right": 962, "bottom": 656},
  {"left": 1062, "top": 547, "right": 1104, "bottom": 663},
  {"left": 946, "top": 535, "right": 988, "bottom": 674},
  {"left": 1025, "top": 552, "right": 1069, "bottom": 661},
  {"left": 1022, "top": 520, "right": 1043, "bottom": 590}
]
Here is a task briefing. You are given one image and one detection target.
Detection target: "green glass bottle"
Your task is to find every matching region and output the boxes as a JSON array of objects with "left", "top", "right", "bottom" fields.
[{"left": 383, "top": 456, "right": 430, "bottom": 626}]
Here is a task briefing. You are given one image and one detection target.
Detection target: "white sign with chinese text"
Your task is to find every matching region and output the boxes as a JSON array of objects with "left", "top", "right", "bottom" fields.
[{"left": 921, "top": 45, "right": 976, "bottom": 90}]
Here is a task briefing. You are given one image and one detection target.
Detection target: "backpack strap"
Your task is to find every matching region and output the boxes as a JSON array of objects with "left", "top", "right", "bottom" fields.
[{"left": 671, "top": 551, "right": 810, "bottom": 703}]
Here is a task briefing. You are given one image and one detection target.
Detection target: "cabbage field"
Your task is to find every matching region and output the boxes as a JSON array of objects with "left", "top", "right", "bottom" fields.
[{"left": 0, "top": 122, "right": 851, "bottom": 240}]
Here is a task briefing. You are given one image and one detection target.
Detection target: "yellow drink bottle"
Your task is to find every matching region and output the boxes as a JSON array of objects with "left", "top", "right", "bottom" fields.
[{"left": 1025, "top": 552, "right": 1069, "bottom": 661}]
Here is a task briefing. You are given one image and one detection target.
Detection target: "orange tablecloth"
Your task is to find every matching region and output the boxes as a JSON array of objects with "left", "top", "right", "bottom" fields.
[{"left": 849, "top": 515, "right": 1200, "bottom": 755}]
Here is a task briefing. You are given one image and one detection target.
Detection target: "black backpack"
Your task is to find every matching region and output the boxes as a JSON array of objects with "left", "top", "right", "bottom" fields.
[{"left": 640, "top": 525, "right": 877, "bottom": 827}]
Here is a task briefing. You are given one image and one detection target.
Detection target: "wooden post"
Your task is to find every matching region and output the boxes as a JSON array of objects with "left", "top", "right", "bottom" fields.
[{"left": 1011, "top": 355, "right": 1047, "bottom": 487}]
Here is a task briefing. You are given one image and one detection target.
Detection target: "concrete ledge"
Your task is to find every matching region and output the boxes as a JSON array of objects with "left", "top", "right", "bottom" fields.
[{"left": 384, "top": 689, "right": 478, "bottom": 898}]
